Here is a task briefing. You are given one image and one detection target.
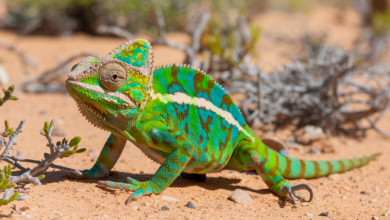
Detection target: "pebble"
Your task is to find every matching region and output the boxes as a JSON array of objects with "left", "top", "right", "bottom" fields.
[
  {"left": 360, "top": 198, "right": 371, "bottom": 203},
  {"left": 228, "top": 189, "right": 253, "bottom": 205},
  {"left": 306, "top": 213, "right": 314, "bottom": 217},
  {"left": 146, "top": 214, "right": 154, "bottom": 218},
  {"left": 217, "top": 206, "right": 223, "bottom": 209},
  {"left": 17, "top": 150, "right": 22, "bottom": 156},
  {"left": 131, "top": 206, "right": 138, "bottom": 211},
  {"left": 372, "top": 216, "right": 379, "bottom": 220},
  {"left": 185, "top": 201, "right": 196, "bottom": 209},
  {"left": 21, "top": 212, "right": 26, "bottom": 216},
  {"left": 301, "top": 202, "right": 308, "bottom": 206},
  {"left": 162, "top": 196, "right": 180, "bottom": 202},
  {"left": 319, "top": 212, "right": 329, "bottom": 216},
  {"left": 161, "top": 206, "right": 169, "bottom": 211},
  {"left": 51, "top": 127, "right": 67, "bottom": 136},
  {"left": 75, "top": 189, "right": 84, "bottom": 192}
]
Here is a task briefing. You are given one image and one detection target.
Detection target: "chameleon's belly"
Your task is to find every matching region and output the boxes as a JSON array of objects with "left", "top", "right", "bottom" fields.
[{"left": 134, "top": 142, "right": 234, "bottom": 174}]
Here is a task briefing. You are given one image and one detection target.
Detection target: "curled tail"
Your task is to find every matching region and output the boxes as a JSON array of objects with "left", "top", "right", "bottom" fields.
[{"left": 263, "top": 143, "right": 380, "bottom": 179}]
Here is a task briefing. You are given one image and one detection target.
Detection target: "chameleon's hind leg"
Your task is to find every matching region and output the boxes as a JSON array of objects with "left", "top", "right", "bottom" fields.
[{"left": 229, "top": 144, "right": 313, "bottom": 204}]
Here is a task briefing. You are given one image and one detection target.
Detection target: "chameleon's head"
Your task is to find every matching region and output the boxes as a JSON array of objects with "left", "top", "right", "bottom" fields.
[{"left": 66, "top": 39, "right": 153, "bottom": 130}]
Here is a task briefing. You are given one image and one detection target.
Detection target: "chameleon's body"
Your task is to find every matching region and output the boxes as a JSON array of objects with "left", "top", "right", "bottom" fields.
[{"left": 66, "top": 39, "right": 379, "bottom": 204}]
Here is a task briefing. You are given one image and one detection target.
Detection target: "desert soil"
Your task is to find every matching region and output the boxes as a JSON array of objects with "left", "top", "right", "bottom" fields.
[{"left": 0, "top": 6, "right": 389, "bottom": 220}]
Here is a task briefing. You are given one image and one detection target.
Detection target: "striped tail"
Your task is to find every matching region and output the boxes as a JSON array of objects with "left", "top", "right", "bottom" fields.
[{"left": 268, "top": 148, "right": 380, "bottom": 179}]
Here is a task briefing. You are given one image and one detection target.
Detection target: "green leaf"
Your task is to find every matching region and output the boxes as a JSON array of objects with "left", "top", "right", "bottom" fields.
[
  {"left": 63, "top": 151, "right": 74, "bottom": 156},
  {"left": 10, "top": 96, "right": 18, "bottom": 101},
  {"left": 44, "top": 121, "right": 49, "bottom": 134},
  {"left": 38, "top": 175, "right": 45, "bottom": 180},
  {"left": 5, "top": 120, "right": 9, "bottom": 129},
  {"left": 76, "top": 148, "right": 86, "bottom": 154},
  {"left": 7, "top": 165, "right": 11, "bottom": 176},
  {"left": 69, "top": 136, "right": 81, "bottom": 147},
  {"left": 8, "top": 85, "right": 14, "bottom": 93}
]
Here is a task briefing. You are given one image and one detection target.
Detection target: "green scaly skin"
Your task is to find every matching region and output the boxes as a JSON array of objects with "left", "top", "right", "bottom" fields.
[{"left": 66, "top": 39, "right": 381, "bottom": 205}]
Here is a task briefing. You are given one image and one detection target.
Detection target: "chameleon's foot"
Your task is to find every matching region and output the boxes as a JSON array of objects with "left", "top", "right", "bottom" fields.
[
  {"left": 278, "top": 183, "right": 313, "bottom": 204},
  {"left": 180, "top": 172, "right": 207, "bottom": 182},
  {"left": 97, "top": 177, "right": 161, "bottom": 205}
]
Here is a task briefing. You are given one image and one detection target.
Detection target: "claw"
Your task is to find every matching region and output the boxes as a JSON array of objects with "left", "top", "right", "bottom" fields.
[
  {"left": 125, "top": 193, "right": 135, "bottom": 205},
  {"left": 291, "top": 184, "right": 313, "bottom": 202},
  {"left": 281, "top": 183, "right": 313, "bottom": 204}
]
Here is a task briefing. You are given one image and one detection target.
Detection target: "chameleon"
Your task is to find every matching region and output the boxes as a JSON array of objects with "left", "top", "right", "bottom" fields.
[{"left": 65, "top": 39, "right": 380, "bottom": 205}]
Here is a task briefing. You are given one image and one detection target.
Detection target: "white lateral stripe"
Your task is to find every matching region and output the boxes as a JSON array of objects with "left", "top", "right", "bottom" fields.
[
  {"left": 150, "top": 91, "right": 253, "bottom": 141},
  {"left": 67, "top": 80, "right": 136, "bottom": 107}
]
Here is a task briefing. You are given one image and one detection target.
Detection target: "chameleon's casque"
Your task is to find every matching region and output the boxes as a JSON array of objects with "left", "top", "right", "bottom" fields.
[{"left": 66, "top": 39, "right": 380, "bottom": 205}]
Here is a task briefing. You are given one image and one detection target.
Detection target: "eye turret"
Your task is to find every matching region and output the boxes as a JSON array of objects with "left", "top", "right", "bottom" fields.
[{"left": 99, "top": 63, "right": 127, "bottom": 91}]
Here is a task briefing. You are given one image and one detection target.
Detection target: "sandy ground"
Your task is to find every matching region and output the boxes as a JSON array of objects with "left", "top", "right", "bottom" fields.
[{"left": 1, "top": 6, "right": 390, "bottom": 220}]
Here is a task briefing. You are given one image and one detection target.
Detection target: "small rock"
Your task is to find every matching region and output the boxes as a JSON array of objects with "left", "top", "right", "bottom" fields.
[
  {"left": 247, "top": 207, "right": 253, "bottom": 210},
  {"left": 161, "top": 206, "right": 169, "bottom": 211},
  {"left": 88, "top": 149, "right": 97, "bottom": 154},
  {"left": 372, "top": 216, "right": 379, "bottom": 220},
  {"left": 51, "top": 127, "right": 67, "bottom": 136},
  {"left": 146, "top": 214, "right": 154, "bottom": 218},
  {"left": 17, "top": 150, "right": 22, "bottom": 156},
  {"left": 131, "top": 206, "right": 138, "bottom": 211},
  {"left": 320, "top": 182, "right": 325, "bottom": 185},
  {"left": 75, "top": 189, "right": 84, "bottom": 192},
  {"left": 154, "top": 200, "right": 158, "bottom": 203},
  {"left": 301, "top": 202, "right": 308, "bottom": 206},
  {"left": 306, "top": 213, "right": 314, "bottom": 217},
  {"left": 308, "top": 147, "right": 321, "bottom": 155},
  {"left": 319, "top": 212, "right": 329, "bottom": 216},
  {"left": 185, "top": 201, "right": 196, "bottom": 209},
  {"left": 91, "top": 156, "right": 98, "bottom": 162},
  {"left": 21, "top": 212, "right": 26, "bottom": 216},
  {"left": 161, "top": 196, "right": 180, "bottom": 202},
  {"left": 217, "top": 206, "right": 223, "bottom": 209},
  {"left": 360, "top": 198, "right": 371, "bottom": 203},
  {"left": 228, "top": 189, "right": 253, "bottom": 205}
]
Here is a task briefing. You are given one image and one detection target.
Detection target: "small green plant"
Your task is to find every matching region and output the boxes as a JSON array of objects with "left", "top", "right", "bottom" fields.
[
  {"left": 0, "top": 85, "right": 17, "bottom": 106},
  {"left": 0, "top": 165, "right": 19, "bottom": 206}
]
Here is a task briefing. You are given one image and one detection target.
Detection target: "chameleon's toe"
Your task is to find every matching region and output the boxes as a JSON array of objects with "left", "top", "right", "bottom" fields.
[
  {"left": 278, "top": 183, "right": 313, "bottom": 204},
  {"left": 97, "top": 177, "right": 161, "bottom": 205}
]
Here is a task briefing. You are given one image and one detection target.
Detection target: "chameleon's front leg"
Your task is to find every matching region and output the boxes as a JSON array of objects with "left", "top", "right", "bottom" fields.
[
  {"left": 80, "top": 133, "right": 126, "bottom": 179},
  {"left": 97, "top": 126, "right": 193, "bottom": 204}
]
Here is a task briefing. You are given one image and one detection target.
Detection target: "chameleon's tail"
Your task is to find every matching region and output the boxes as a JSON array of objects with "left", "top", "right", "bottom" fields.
[{"left": 271, "top": 149, "right": 381, "bottom": 179}]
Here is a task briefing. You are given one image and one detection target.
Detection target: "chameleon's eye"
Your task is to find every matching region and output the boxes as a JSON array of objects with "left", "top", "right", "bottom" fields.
[{"left": 99, "top": 63, "right": 127, "bottom": 91}]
